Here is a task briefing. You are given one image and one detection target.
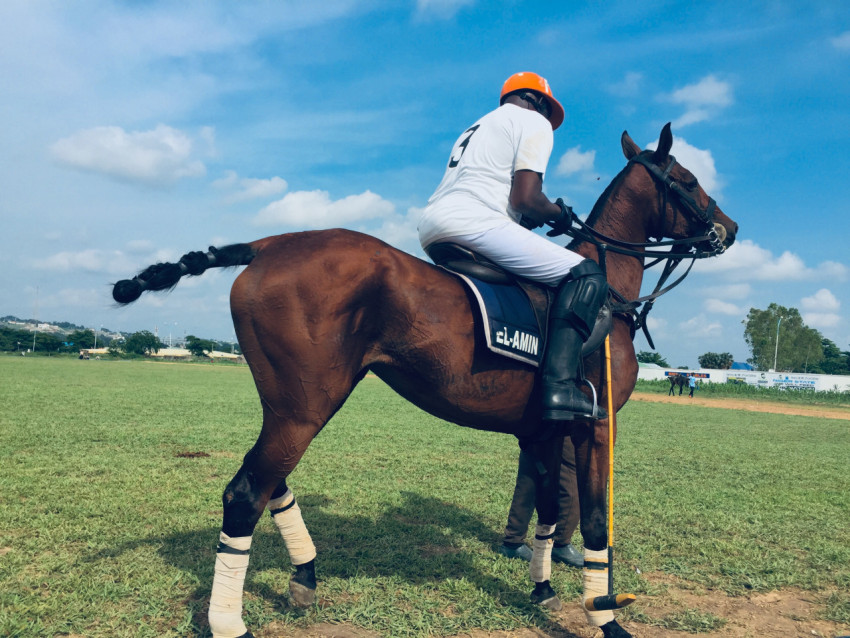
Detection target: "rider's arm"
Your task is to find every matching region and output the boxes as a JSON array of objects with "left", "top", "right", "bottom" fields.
[{"left": 509, "top": 169, "right": 563, "bottom": 225}]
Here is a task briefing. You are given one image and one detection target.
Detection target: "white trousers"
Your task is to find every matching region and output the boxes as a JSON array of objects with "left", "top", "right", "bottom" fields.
[{"left": 424, "top": 220, "right": 584, "bottom": 286}]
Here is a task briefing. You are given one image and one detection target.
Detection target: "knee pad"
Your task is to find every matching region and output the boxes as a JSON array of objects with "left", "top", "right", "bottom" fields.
[{"left": 553, "top": 260, "right": 609, "bottom": 339}]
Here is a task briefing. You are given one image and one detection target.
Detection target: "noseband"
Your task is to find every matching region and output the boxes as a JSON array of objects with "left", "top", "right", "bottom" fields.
[{"left": 630, "top": 153, "right": 724, "bottom": 256}]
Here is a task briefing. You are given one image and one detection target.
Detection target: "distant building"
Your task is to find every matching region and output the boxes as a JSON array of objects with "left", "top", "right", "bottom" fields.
[{"left": 730, "top": 362, "right": 754, "bottom": 370}]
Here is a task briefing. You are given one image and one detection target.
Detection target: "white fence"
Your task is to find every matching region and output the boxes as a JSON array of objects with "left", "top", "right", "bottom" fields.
[{"left": 637, "top": 366, "right": 850, "bottom": 393}]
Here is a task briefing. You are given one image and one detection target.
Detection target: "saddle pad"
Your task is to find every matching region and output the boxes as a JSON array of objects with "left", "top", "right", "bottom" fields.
[{"left": 452, "top": 272, "right": 542, "bottom": 367}]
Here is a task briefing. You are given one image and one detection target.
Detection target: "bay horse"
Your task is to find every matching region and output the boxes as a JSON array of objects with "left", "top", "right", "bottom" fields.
[
  {"left": 668, "top": 373, "right": 687, "bottom": 396},
  {"left": 112, "top": 123, "right": 737, "bottom": 638}
]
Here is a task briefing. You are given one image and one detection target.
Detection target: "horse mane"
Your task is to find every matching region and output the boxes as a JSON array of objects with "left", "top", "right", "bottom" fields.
[
  {"left": 566, "top": 159, "right": 634, "bottom": 253},
  {"left": 112, "top": 243, "right": 256, "bottom": 305}
]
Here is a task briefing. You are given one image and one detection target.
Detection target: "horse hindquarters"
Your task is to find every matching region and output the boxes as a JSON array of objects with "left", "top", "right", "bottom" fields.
[{"left": 210, "top": 234, "right": 385, "bottom": 636}]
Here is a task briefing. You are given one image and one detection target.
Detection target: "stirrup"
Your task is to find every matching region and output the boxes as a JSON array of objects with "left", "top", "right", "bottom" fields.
[
  {"left": 541, "top": 379, "right": 607, "bottom": 422},
  {"left": 581, "top": 378, "right": 603, "bottom": 419}
]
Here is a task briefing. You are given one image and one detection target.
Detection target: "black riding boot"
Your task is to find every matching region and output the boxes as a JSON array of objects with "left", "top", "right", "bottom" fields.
[{"left": 541, "top": 260, "right": 609, "bottom": 422}]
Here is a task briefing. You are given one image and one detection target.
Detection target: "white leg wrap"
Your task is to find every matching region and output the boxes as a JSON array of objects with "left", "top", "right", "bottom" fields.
[
  {"left": 268, "top": 489, "right": 316, "bottom": 565},
  {"left": 209, "top": 532, "right": 252, "bottom": 638},
  {"left": 529, "top": 523, "right": 556, "bottom": 583},
  {"left": 583, "top": 547, "right": 615, "bottom": 626}
]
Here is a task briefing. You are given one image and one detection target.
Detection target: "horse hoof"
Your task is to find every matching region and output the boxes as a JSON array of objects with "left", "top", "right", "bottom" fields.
[
  {"left": 600, "top": 619, "right": 631, "bottom": 638},
  {"left": 289, "top": 579, "right": 316, "bottom": 607},
  {"left": 530, "top": 582, "right": 562, "bottom": 611}
]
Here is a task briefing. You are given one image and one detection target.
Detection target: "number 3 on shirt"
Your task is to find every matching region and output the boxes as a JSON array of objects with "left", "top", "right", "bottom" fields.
[{"left": 448, "top": 125, "right": 480, "bottom": 168}]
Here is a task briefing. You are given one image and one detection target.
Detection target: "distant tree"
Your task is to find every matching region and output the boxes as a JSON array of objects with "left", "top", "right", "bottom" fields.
[
  {"left": 66, "top": 329, "right": 96, "bottom": 349},
  {"left": 122, "top": 331, "right": 164, "bottom": 356},
  {"left": 186, "top": 335, "right": 216, "bottom": 357},
  {"left": 808, "top": 338, "right": 850, "bottom": 375},
  {"left": 743, "top": 304, "right": 823, "bottom": 372},
  {"left": 0, "top": 327, "right": 33, "bottom": 352},
  {"left": 697, "top": 352, "right": 734, "bottom": 369},
  {"left": 213, "top": 339, "right": 241, "bottom": 355},
  {"left": 32, "top": 332, "right": 62, "bottom": 353},
  {"left": 636, "top": 350, "right": 669, "bottom": 367}
]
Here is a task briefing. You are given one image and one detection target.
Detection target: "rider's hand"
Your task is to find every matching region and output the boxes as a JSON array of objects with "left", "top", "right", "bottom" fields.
[
  {"left": 546, "top": 198, "right": 574, "bottom": 237},
  {"left": 520, "top": 215, "right": 543, "bottom": 230}
]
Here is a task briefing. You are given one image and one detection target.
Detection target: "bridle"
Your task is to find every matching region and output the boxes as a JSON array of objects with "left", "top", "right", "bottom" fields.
[
  {"left": 555, "top": 152, "right": 728, "bottom": 348},
  {"left": 630, "top": 152, "right": 725, "bottom": 256}
]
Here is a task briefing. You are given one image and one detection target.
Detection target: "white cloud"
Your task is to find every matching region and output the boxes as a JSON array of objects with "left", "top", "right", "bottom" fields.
[
  {"left": 661, "top": 75, "right": 733, "bottom": 129},
  {"left": 801, "top": 288, "right": 840, "bottom": 312},
  {"left": 831, "top": 31, "right": 850, "bottom": 50},
  {"left": 126, "top": 240, "right": 155, "bottom": 254},
  {"left": 679, "top": 314, "right": 723, "bottom": 338},
  {"left": 646, "top": 316, "right": 668, "bottom": 332},
  {"left": 646, "top": 135, "right": 721, "bottom": 194},
  {"left": 214, "top": 170, "right": 288, "bottom": 203},
  {"left": 556, "top": 146, "right": 596, "bottom": 176},
  {"left": 820, "top": 261, "right": 849, "bottom": 279},
  {"left": 704, "top": 299, "right": 743, "bottom": 315},
  {"left": 801, "top": 289, "right": 841, "bottom": 329},
  {"left": 35, "top": 249, "right": 138, "bottom": 275},
  {"left": 669, "top": 75, "right": 733, "bottom": 108},
  {"left": 253, "top": 189, "right": 395, "bottom": 228},
  {"left": 34, "top": 244, "right": 178, "bottom": 276},
  {"left": 414, "top": 0, "right": 474, "bottom": 20},
  {"left": 50, "top": 124, "right": 207, "bottom": 185},
  {"left": 804, "top": 312, "right": 841, "bottom": 329},
  {"left": 700, "top": 283, "right": 752, "bottom": 300},
  {"left": 366, "top": 206, "right": 424, "bottom": 254},
  {"left": 698, "top": 239, "right": 849, "bottom": 282}
]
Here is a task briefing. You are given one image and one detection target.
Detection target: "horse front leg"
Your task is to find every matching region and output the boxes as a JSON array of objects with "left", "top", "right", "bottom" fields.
[
  {"left": 573, "top": 422, "right": 632, "bottom": 638},
  {"left": 522, "top": 434, "right": 565, "bottom": 611}
]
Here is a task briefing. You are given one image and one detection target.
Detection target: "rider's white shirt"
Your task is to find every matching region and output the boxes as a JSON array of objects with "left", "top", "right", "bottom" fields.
[{"left": 418, "top": 104, "right": 553, "bottom": 248}]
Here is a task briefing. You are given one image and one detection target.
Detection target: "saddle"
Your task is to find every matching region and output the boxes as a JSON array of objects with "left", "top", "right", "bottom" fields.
[{"left": 426, "top": 243, "right": 613, "bottom": 366}]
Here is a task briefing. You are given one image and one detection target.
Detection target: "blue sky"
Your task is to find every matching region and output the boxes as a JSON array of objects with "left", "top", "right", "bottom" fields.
[{"left": 2, "top": 0, "right": 849, "bottom": 368}]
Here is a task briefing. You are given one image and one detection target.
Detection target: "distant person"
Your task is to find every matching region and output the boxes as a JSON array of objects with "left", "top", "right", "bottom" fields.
[
  {"left": 497, "top": 438, "right": 583, "bottom": 568},
  {"left": 688, "top": 374, "right": 697, "bottom": 398}
]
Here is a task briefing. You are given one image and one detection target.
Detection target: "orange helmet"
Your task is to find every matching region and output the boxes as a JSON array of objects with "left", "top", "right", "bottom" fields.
[{"left": 500, "top": 71, "right": 565, "bottom": 130}]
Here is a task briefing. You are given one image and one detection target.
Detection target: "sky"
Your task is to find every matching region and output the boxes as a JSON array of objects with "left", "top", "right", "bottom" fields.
[{"left": 2, "top": 0, "right": 849, "bottom": 368}]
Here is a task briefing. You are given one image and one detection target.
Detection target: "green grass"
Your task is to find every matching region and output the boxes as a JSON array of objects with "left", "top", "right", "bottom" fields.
[
  {"left": 1, "top": 357, "right": 849, "bottom": 636},
  {"left": 636, "top": 377, "right": 850, "bottom": 406}
]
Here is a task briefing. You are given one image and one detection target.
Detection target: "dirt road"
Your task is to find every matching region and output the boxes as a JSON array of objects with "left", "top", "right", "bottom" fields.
[{"left": 631, "top": 391, "right": 850, "bottom": 421}]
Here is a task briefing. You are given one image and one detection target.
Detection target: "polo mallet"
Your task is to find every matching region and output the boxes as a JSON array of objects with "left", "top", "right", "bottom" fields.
[{"left": 584, "top": 335, "right": 637, "bottom": 612}]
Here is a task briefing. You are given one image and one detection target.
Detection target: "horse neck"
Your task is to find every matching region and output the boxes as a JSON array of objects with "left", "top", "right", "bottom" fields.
[{"left": 570, "top": 165, "right": 656, "bottom": 300}]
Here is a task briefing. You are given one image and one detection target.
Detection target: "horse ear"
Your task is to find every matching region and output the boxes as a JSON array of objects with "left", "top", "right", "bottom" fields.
[
  {"left": 652, "top": 123, "right": 673, "bottom": 163},
  {"left": 621, "top": 131, "right": 640, "bottom": 160}
]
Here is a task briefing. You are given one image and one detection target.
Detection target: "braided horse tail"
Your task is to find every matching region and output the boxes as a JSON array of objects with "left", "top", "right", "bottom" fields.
[{"left": 112, "top": 243, "right": 257, "bottom": 305}]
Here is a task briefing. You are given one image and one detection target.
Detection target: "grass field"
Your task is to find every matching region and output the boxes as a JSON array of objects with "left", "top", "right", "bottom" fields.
[
  {"left": 1, "top": 357, "right": 848, "bottom": 637},
  {"left": 635, "top": 377, "right": 850, "bottom": 406}
]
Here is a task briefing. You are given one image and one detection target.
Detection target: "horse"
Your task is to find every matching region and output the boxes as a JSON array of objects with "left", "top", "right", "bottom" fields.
[
  {"left": 668, "top": 373, "right": 687, "bottom": 396},
  {"left": 112, "top": 123, "right": 737, "bottom": 638}
]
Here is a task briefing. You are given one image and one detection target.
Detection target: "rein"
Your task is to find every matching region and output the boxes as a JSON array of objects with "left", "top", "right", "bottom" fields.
[{"left": 559, "top": 153, "right": 724, "bottom": 348}]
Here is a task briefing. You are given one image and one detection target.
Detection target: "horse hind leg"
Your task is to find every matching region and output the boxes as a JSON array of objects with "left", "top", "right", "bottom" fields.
[
  {"left": 267, "top": 480, "right": 317, "bottom": 607},
  {"left": 209, "top": 415, "right": 323, "bottom": 638}
]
